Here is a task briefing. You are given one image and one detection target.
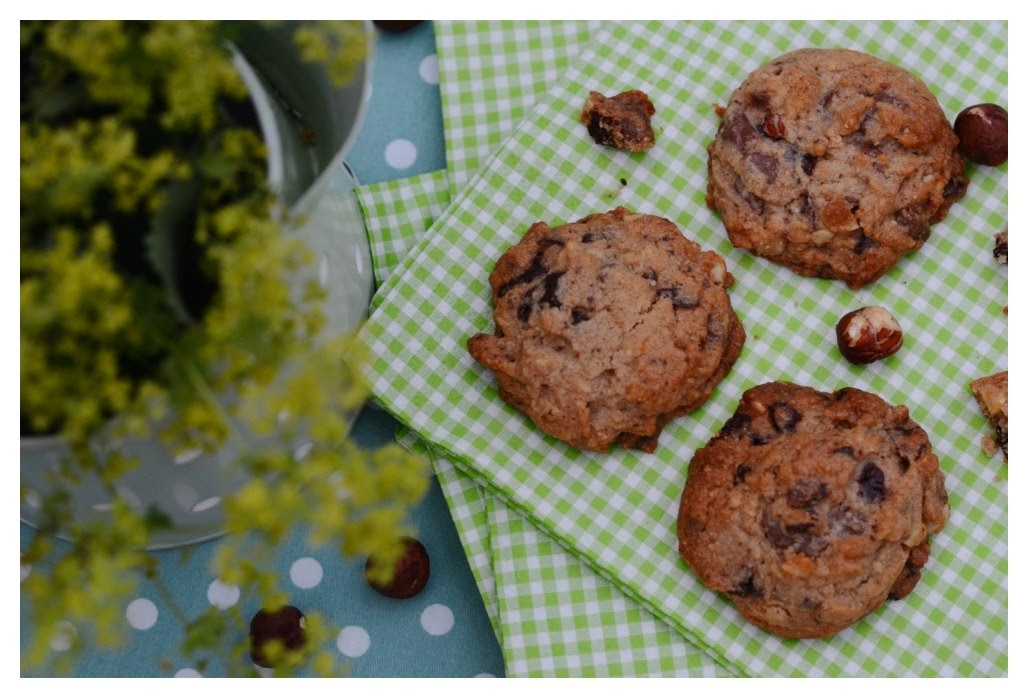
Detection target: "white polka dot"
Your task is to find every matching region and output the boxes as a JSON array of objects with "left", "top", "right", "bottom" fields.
[
  {"left": 420, "top": 603, "right": 454, "bottom": 636},
  {"left": 126, "top": 598, "right": 159, "bottom": 630},
  {"left": 475, "top": 672, "right": 497, "bottom": 678},
  {"left": 418, "top": 54, "right": 439, "bottom": 84},
  {"left": 336, "top": 625, "right": 370, "bottom": 657},
  {"left": 289, "top": 557, "right": 323, "bottom": 589},
  {"left": 384, "top": 139, "right": 417, "bottom": 170},
  {"left": 50, "top": 621, "right": 76, "bottom": 652},
  {"left": 21, "top": 563, "right": 31, "bottom": 581},
  {"left": 207, "top": 579, "right": 240, "bottom": 609},
  {"left": 174, "top": 668, "right": 203, "bottom": 678}
]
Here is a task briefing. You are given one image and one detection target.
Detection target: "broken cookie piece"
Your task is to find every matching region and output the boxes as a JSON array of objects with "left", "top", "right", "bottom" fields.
[
  {"left": 994, "top": 229, "right": 1008, "bottom": 265},
  {"left": 971, "top": 371, "right": 1008, "bottom": 460},
  {"left": 580, "top": 90, "right": 656, "bottom": 152}
]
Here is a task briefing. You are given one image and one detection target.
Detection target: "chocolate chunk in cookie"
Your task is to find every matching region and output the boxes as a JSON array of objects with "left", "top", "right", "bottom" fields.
[
  {"left": 677, "top": 381, "right": 949, "bottom": 638},
  {"left": 580, "top": 90, "right": 656, "bottom": 152},
  {"left": 468, "top": 207, "right": 744, "bottom": 453},
  {"left": 706, "top": 48, "right": 968, "bottom": 288}
]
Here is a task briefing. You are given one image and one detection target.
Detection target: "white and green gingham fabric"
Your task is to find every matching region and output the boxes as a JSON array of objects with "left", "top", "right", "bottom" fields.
[
  {"left": 357, "top": 21, "right": 1007, "bottom": 676},
  {"left": 358, "top": 21, "right": 722, "bottom": 675}
]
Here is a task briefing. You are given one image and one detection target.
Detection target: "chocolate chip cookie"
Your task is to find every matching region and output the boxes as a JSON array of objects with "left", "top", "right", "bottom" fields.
[
  {"left": 706, "top": 48, "right": 968, "bottom": 288},
  {"left": 467, "top": 207, "right": 745, "bottom": 453},
  {"left": 677, "top": 382, "right": 949, "bottom": 638}
]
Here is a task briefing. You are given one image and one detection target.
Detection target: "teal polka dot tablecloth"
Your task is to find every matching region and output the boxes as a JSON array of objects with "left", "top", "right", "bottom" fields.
[{"left": 19, "top": 22, "right": 505, "bottom": 679}]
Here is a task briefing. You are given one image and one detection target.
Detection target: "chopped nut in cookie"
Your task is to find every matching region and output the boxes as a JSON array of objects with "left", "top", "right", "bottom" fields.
[{"left": 580, "top": 90, "right": 656, "bottom": 152}]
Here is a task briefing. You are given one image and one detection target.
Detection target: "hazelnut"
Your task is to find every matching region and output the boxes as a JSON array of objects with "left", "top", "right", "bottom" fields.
[
  {"left": 248, "top": 605, "right": 306, "bottom": 668},
  {"left": 954, "top": 103, "right": 1007, "bottom": 166},
  {"left": 835, "top": 306, "right": 904, "bottom": 364},
  {"left": 365, "top": 536, "right": 430, "bottom": 599},
  {"left": 372, "top": 20, "right": 423, "bottom": 33}
]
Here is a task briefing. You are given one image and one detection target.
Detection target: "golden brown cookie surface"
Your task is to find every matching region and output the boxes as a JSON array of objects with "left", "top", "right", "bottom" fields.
[
  {"left": 677, "top": 381, "right": 950, "bottom": 638},
  {"left": 468, "top": 207, "right": 744, "bottom": 453},
  {"left": 706, "top": 48, "right": 968, "bottom": 288}
]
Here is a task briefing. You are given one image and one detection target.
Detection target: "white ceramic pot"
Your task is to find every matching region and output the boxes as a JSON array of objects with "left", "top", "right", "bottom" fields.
[{"left": 20, "top": 21, "right": 375, "bottom": 548}]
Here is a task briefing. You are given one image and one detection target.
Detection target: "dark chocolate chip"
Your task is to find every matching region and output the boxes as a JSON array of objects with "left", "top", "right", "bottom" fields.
[
  {"left": 749, "top": 433, "right": 772, "bottom": 446},
  {"left": 857, "top": 461, "right": 886, "bottom": 504},
  {"left": 541, "top": 271, "right": 564, "bottom": 308},
  {"left": 893, "top": 206, "right": 931, "bottom": 243},
  {"left": 733, "top": 464, "right": 752, "bottom": 485},
  {"left": 249, "top": 605, "right": 306, "bottom": 668},
  {"left": 517, "top": 298, "right": 533, "bottom": 322},
  {"left": 571, "top": 307, "right": 591, "bottom": 325},
  {"left": 819, "top": 91, "right": 836, "bottom": 113},
  {"left": 748, "top": 91, "right": 771, "bottom": 108},
  {"left": 787, "top": 479, "right": 828, "bottom": 508},
  {"left": 834, "top": 445, "right": 856, "bottom": 457},
  {"left": 720, "top": 413, "right": 752, "bottom": 437},
  {"left": 729, "top": 572, "right": 763, "bottom": 598},
  {"left": 801, "top": 153, "right": 817, "bottom": 176},
  {"left": 581, "top": 231, "right": 598, "bottom": 243},
  {"left": 642, "top": 269, "right": 657, "bottom": 281},
  {"left": 943, "top": 175, "right": 968, "bottom": 201},
  {"left": 769, "top": 402, "right": 801, "bottom": 433},
  {"left": 724, "top": 110, "right": 759, "bottom": 147},
  {"left": 656, "top": 286, "right": 700, "bottom": 309},
  {"left": 748, "top": 152, "right": 779, "bottom": 182},
  {"left": 587, "top": 112, "right": 615, "bottom": 147},
  {"left": 853, "top": 230, "right": 880, "bottom": 255},
  {"left": 994, "top": 237, "right": 1008, "bottom": 265},
  {"left": 497, "top": 242, "right": 559, "bottom": 297},
  {"left": 762, "top": 510, "right": 793, "bottom": 549}
]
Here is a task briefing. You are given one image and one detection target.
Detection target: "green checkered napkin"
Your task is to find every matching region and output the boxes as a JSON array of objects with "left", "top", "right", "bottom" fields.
[
  {"left": 436, "top": 20, "right": 602, "bottom": 197},
  {"left": 358, "top": 168, "right": 731, "bottom": 676},
  {"left": 360, "top": 20, "right": 1007, "bottom": 676},
  {"left": 359, "top": 21, "right": 725, "bottom": 675}
]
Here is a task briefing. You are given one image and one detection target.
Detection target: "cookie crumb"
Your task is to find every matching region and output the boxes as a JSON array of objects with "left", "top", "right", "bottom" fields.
[
  {"left": 580, "top": 90, "right": 656, "bottom": 152},
  {"left": 981, "top": 434, "right": 998, "bottom": 457},
  {"left": 993, "top": 229, "right": 1007, "bottom": 265}
]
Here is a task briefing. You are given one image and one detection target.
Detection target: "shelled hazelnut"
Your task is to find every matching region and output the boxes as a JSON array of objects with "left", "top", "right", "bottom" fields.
[
  {"left": 365, "top": 536, "right": 430, "bottom": 599},
  {"left": 954, "top": 103, "right": 1007, "bottom": 166},
  {"left": 248, "top": 605, "right": 307, "bottom": 668},
  {"left": 835, "top": 306, "right": 904, "bottom": 364}
]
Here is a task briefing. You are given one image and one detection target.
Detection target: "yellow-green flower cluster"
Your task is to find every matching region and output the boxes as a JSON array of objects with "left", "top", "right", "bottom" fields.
[{"left": 21, "top": 21, "right": 428, "bottom": 676}]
